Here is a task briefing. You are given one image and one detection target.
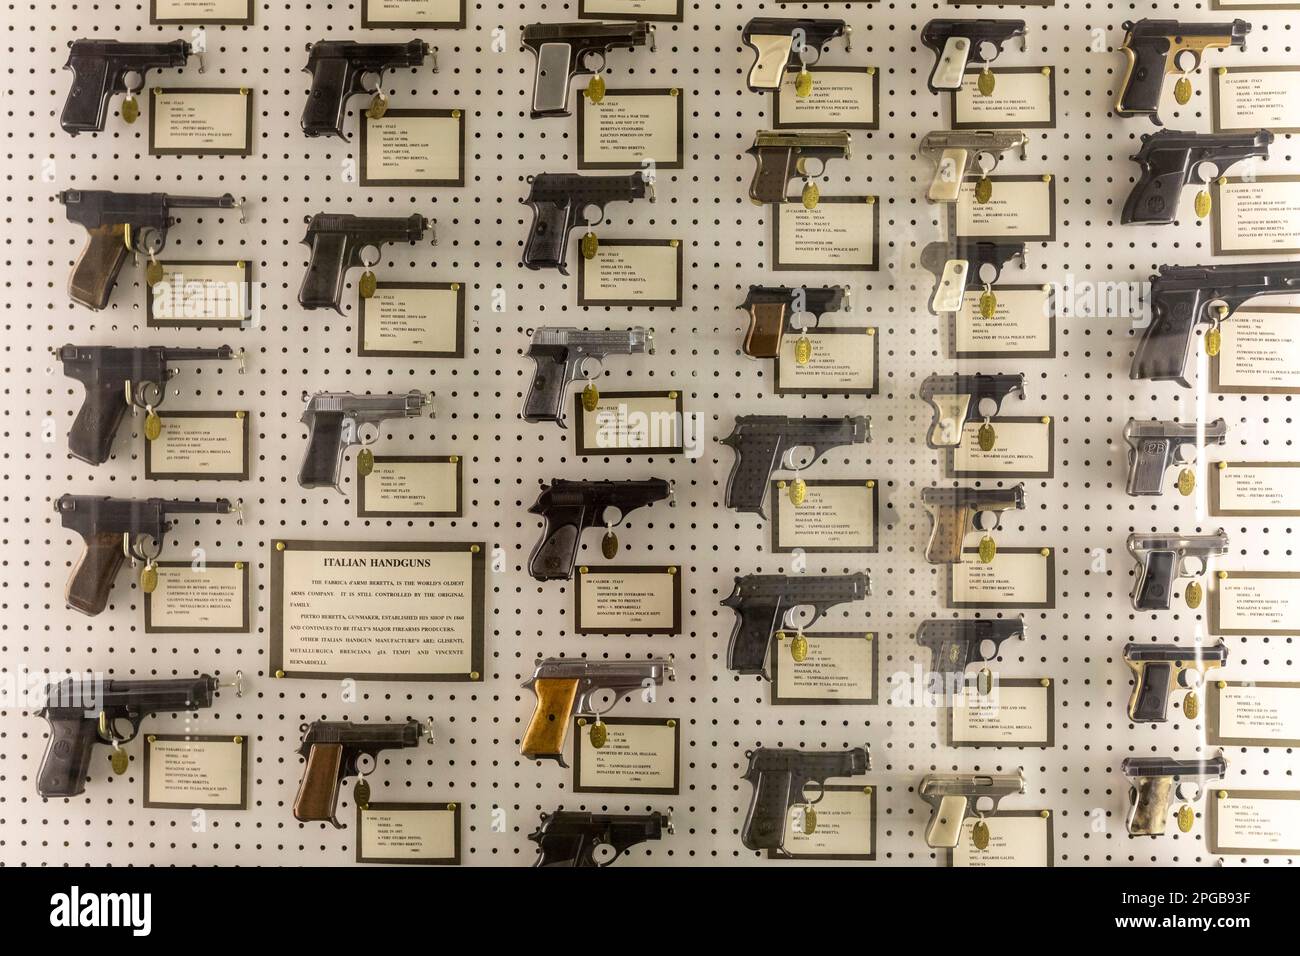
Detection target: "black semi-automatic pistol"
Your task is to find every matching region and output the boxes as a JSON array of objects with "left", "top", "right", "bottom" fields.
[
  {"left": 739, "top": 286, "right": 849, "bottom": 359},
  {"left": 1116, "top": 19, "right": 1249, "bottom": 125},
  {"left": 299, "top": 213, "right": 430, "bottom": 312},
  {"left": 920, "top": 484, "right": 1025, "bottom": 564},
  {"left": 741, "top": 746, "right": 870, "bottom": 854},
  {"left": 1123, "top": 419, "right": 1227, "bottom": 496},
  {"left": 1123, "top": 641, "right": 1227, "bottom": 723},
  {"left": 916, "top": 619, "right": 1024, "bottom": 692},
  {"left": 61, "top": 38, "right": 194, "bottom": 134},
  {"left": 919, "top": 239, "right": 1026, "bottom": 315},
  {"left": 1122, "top": 753, "right": 1226, "bottom": 836},
  {"left": 527, "top": 478, "right": 673, "bottom": 580},
  {"left": 521, "top": 172, "right": 653, "bottom": 274},
  {"left": 747, "top": 131, "right": 852, "bottom": 206},
  {"left": 530, "top": 810, "right": 671, "bottom": 866},
  {"left": 920, "top": 19, "right": 1027, "bottom": 94},
  {"left": 721, "top": 414, "right": 870, "bottom": 517},
  {"left": 741, "top": 17, "right": 850, "bottom": 93},
  {"left": 1123, "top": 129, "right": 1271, "bottom": 224},
  {"left": 522, "top": 21, "right": 655, "bottom": 118},
  {"left": 301, "top": 39, "right": 432, "bottom": 139},
  {"left": 917, "top": 372, "right": 1025, "bottom": 449}
]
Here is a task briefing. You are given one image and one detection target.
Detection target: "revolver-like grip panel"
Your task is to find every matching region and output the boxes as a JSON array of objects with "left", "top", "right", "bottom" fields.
[
  {"left": 69, "top": 223, "right": 131, "bottom": 311},
  {"left": 37, "top": 716, "right": 100, "bottom": 797},
  {"left": 293, "top": 742, "right": 344, "bottom": 827},
  {"left": 522, "top": 677, "right": 579, "bottom": 760},
  {"left": 66, "top": 530, "right": 127, "bottom": 617},
  {"left": 299, "top": 409, "right": 347, "bottom": 489},
  {"left": 68, "top": 376, "right": 128, "bottom": 465}
]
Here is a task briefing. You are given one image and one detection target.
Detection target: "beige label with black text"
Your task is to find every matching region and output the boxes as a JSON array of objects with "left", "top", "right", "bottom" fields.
[
  {"left": 776, "top": 69, "right": 875, "bottom": 126},
  {"left": 1217, "top": 179, "right": 1300, "bottom": 252},
  {"left": 577, "top": 569, "right": 677, "bottom": 632},
  {"left": 782, "top": 788, "right": 873, "bottom": 856},
  {"left": 1213, "top": 463, "right": 1300, "bottom": 514},
  {"left": 149, "top": 564, "right": 245, "bottom": 631},
  {"left": 956, "top": 179, "right": 1053, "bottom": 238},
  {"left": 576, "top": 722, "right": 676, "bottom": 791},
  {"left": 362, "top": 286, "right": 459, "bottom": 353},
  {"left": 777, "top": 330, "right": 875, "bottom": 391},
  {"left": 1215, "top": 68, "right": 1300, "bottom": 132},
  {"left": 1216, "top": 684, "right": 1300, "bottom": 745},
  {"left": 774, "top": 484, "right": 875, "bottom": 551},
  {"left": 582, "top": 243, "right": 679, "bottom": 303},
  {"left": 951, "top": 683, "right": 1050, "bottom": 745},
  {"left": 153, "top": 0, "right": 248, "bottom": 20},
  {"left": 146, "top": 738, "right": 243, "bottom": 807},
  {"left": 950, "top": 815, "right": 1050, "bottom": 867},
  {"left": 952, "top": 419, "right": 1051, "bottom": 474},
  {"left": 580, "top": 394, "right": 680, "bottom": 451},
  {"left": 152, "top": 89, "right": 248, "bottom": 151},
  {"left": 365, "top": 113, "right": 461, "bottom": 182},
  {"left": 774, "top": 633, "right": 873, "bottom": 702},
  {"left": 955, "top": 288, "right": 1052, "bottom": 355},
  {"left": 150, "top": 414, "right": 246, "bottom": 477},
  {"left": 1213, "top": 794, "right": 1300, "bottom": 853},
  {"left": 582, "top": 92, "right": 679, "bottom": 165},
  {"left": 580, "top": 0, "right": 678, "bottom": 16},
  {"left": 1217, "top": 310, "right": 1300, "bottom": 391},
  {"left": 362, "top": 460, "right": 458, "bottom": 514},
  {"left": 951, "top": 551, "right": 1050, "bottom": 606},
  {"left": 954, "top": 70, "right": 1053, "bottom": 126},
  {"left": 360, "top": 807, "right": 457, "bottom": 861},
  {"left": 1214, "top": 574, "right": 1300, "bottom": 633},
  {"left": 777, "top": 201, "right": 876, "bottom": 268},
  {"left": 151, "top": 262, "right": 247, "bottom": 323}
]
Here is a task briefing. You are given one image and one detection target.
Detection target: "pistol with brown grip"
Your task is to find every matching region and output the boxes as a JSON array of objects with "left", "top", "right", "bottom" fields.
[
  {"left": 921, "top": 484, "right": 1025, "bottom": 564},
  {"left": 739, "top": 286, "right": 848, "bottom": 359},
  {"left": 294, "top": 718, "right": 432, "bottom": 828}
]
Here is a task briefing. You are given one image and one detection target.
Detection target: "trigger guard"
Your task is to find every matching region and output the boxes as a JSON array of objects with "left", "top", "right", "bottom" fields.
[
  {"left": 581, "top": 50, "right": 607, "bottom": 74},
  {"left": 803, "top": 778, "right": 827, "bottom": 805}
]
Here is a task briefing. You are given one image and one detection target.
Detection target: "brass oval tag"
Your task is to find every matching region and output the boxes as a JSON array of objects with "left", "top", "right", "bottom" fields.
[
  {"left": 794, "top": 335, "right": 812, "bottom": 366},
  {"left": 581, "top": 380, "right": 600, "bottom": 412},
  {"left": 1194, "top": 189, "right": 1212, "bottom": 220},
  {"left": 803, "top": 805, "right": 817, "bottom": 835},
  {"left": 977, "top": 70, "right": 996, "bottom": 97},
  {"left": 1183, "top": 690, "right": 1200, "bottom": 721},
  {"left": 977, "top": 668, "right": 994, "bottom": 696},
  {"left": 972, "top": 819, "right": 991, "bottom": 849},
  {"left": 353, "top": 777, "right": 371, "bottom": 811},
  {"left": 788, "top": 476, "right": 807, "bottom": 507},
  {"left": 974, "top": 177, "right": 993, "bottom": 205},
  {"left": 979, "top": 290, "right": 997, "bottom": 319},
  {"left": 146, "top": 260, "right": 165, "bottom": 287},
  {"left": 589, "top": 721, "right": 608, "bottom": 749},
  {"left": 1177, "top": 804, "right": 1195, "bottom": 833},
  {"left": 366, "top": 92, "right": 388, "bottom": 120},
  {"left": 801, "top": 181, "right": 820, "bottom": 210},
  {"left": 1204, "top": 326, "right": 1222, "bottom": 357},
  {"left": 144, "top": 409, "right": 163, "bottom": 442},
  {"left": 978, "top": 535, "right": 997, "bottom": 564},
  {"left": 1177, "top": 468, "right": 1196, "bottom": 497},
  {"left": 795, "top": 69, "right": 813, "bottom": 99},
  {"left": 790, "top": 632, "right": 809, "bottom": 663},
  {"left": 110, "top": 749, "right": 130, "bottom": 775},
  {"left": 601, "top": 530, "right": 618, "bottom": 559},
  {"left": 139, "top": 563, "right": 158, "bottom": 594},
  {"left": 1185, "top": 580, "right": 1204, "bottom": 609},
  {"left": 359, "top": 270, "right": 377, "bottom": 299},
  {"left": 581, "top": 231, "right": 599, "bottom": 260},
  {"left": 121, "top": 96, "right": 140, "bottom": 124},
  {"left": 1173, "top": 76, "right": 1193, "bottom": 106},
  {"left": 357, "top": 447, "right": 375, "bottom": 477},
  {"left": 978, "top": 421, "right": 997, "bottom": 452},
  {"left": 585, "top": 74, "right": 606, "bottom": 104}
]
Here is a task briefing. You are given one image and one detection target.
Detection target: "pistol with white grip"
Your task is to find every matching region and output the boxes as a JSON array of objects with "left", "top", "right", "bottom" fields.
[
  {"left": 1121, "top": 753, "right": 1225, "bottom": 836},
  {"left": 741, "top": 17, "right": 849, "bottom": 92},
  {"left": 919, "top": 771, "right": 1025, "bottom": 848},
  {"left": 920, "top": 19, "right": 1027, "bottom": 94},
  {"left": 919, "top": 130, "right": 1027, "bottom": 203},
  {"left": 917, "top": 372, "right": 1025, "bottom": 449},
  {"left": 1123, "top": 642, "right": 1227, "bottom": 723},
  {"left": 1123, "top": 419, "right": 1226, "bottom": 496},
  {"left": 919, "top": 239, "right": 1026, "bottom": 315},
  {"left": 1127, "top": 530, "right": 1228, "bottom": 611}
]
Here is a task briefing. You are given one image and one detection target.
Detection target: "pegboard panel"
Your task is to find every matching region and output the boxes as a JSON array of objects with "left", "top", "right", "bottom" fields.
[{"left": 1, "top": 0, "right": 1298, "bottom": 867}]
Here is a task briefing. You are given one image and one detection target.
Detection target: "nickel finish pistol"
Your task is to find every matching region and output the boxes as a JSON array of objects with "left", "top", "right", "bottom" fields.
[
  {"left": 919, "top": 130, "right": 1027, "bottom": 204},
  {"left": 919, "top": 770, "right": 1026, "bottom": 848},
  {"left": 1127, "top": 529, "right": 1228, "bottom": 611},
  {"left": 921, "top": 483, "right": 1025, "bottom": 564},
  {"left": 298, "top": 390, "right": 432, "bottom": 493},
  {"left": 1116, "top": 19, "right": 1249, "bottom": 125},
  {"left": 741, "top": 17, "right": 850, "bottom": 94},
  {"left": 301, "top": 39, "right": 432, "bottom": 138},
  {"left": 1123, "top": 418, "right": 1227, "bottom": 496},
  {"left": 741, "top": 746, "right": 870, "bottom": 854},
  {"left": 1122, "top": 129, "right": 1271, "bottom": 224},
  {"left": 522, "top": 326, "right": 652, "bottom": 426},
  {"left": 1123, "top": 641, "right": 1227, "bottom": 723},
  {"left": 747, "top": 130, "right": 852, "bottom": 208},
  {"left": 1122, "top": 752, "right": 1226, "bottom": 836},
  {"left": 920, "top": 19, "right": 1027, "bottom": 95},
  {"left": 522, "top": 21, "right": 655, "bottom": 118}
]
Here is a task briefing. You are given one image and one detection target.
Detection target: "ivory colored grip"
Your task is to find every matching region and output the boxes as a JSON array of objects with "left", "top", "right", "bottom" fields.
[
  {"left": 926, "top": 504, "right": 971, "bottom": 564},
  {"left": 293, "top": 742, "right": 343, "bottom": 825},
  {"left": 522, "top": 677, "right": 580, "bottom": 758}
]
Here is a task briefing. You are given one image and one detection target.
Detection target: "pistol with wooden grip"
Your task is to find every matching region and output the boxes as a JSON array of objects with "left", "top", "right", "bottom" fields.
[
  {"left": 721, "top": 572, "right": 870, "bottom": 678},
  {"left": 1123, "top": 129, "right": 1271, "bottom": 224},
  {"left": 54, "top": 495, "right": 240, "bottom": 617},
  {"left": 739, "top": 285, "right": 848, "bottom": 359},
  {"left": 920, "top": 484, "right": 1025, "bottom": 564},
  {"left": 520, "top": 658, "right": 673, "bottom": 766},
  {"left": 1127, "top": 530, "right": 1228, "bottom": 611},
  {"left": 721, "top": 414, "right": 870, "bottom": 517},
  {"left": 920, "top": 18, "right": 1027, "bottom": 94},
  {"left": 919, "top": 130, "right": 1027, "bottom": 203},
  {"left": 299, "top": 212, "right": 430, "bottom": 312},
  {"left": 522, "top": 326, "right": 652, "bottom": 426},
  {"left": 58, "top": 189, "right": 244, "bottom": 310},
  {"left": 38, "top": 672, "right": 239, "bottom": 798},
  {"left": 526, "top": 478, "right": 673, "bottom": 580},
  {"left": 301, "top": 39, "right": 431, "bottom": 138},
  {"left": 746, "top": 130, "right": 851, "bottom": 206},
  {"left": 522, "top": 21, "right": 654, "bottom": 118},
  {"left": 919, "top": 770, "right": 1025, "bottom": 847},
  {"left": 915, "top": 618, "right": 1024, "bottom": 691},
  {"left": 1122, "top": 753, "right": 1225, "bottom": 836},
  {"left": 294, "top": 718, "right": 433, "bottom": 829},
  {"left": 530, "top": 810, "right": 671, "bottom": 867},
  {"left": 1116, "top": 19, "right": 1249, "bottom": 125},
  {"left": 298, "top": 390, "right": 431, "bottom": 493},
  {"left": 61, "top": 38, "right": 193, "bottom": 135},
  {"left": 520, "top": 172, "right": 653, "bottom": 274},
  {"left": 56, "top": 344, "right": 244, "bottom": 465},
  {"left": 1123, "top": 419, "right": 1227, "bottom": 496},
  {"left": 919, "top": 239, "right": 1025, "bottom": 315},
  {"left": 741, "top": 746, "right": 869, "bottom": 854},
  {"left": 918, "top": 372, "right": 1025, "bottom": 449},
  {"left": 741, "top": 17, "right": 849, "bottom": 93},
  {"left": 1123, "top": 642, "right": 1227, "bottom": 723}
]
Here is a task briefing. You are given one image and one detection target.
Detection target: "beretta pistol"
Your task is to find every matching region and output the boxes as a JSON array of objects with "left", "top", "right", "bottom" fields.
[
  {"left": 740, "top": 745, "right": 870, "bottom": 854},
  {"left": 1116, "top": 19, "right": 1249, "bottom": 125},
  {"left": 1123, "top": 641, "right": 1227, "bottom": 723},
  {"left": 294, "top": 718, "right": 434, "bottom": 828}
]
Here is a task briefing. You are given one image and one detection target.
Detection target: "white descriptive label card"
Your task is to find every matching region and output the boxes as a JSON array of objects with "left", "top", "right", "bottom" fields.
[
  {"left": 770, "top": 480, "right": 877, "bottom": 553},
  {"left": 1214, "top": 67, "right": 1300, "bottom": 133},
  {"left": 950, "top": 549, "right": 1054, "bottom": 609},
  {"left": 150, "top": 88, "right": 251, "bottom": 155},
  {"left": 148, "top": 261, "right": 250, "bottom": 327},
  {"left": 1214, "top": 309, "right": 1300, "bottom": 393},
  {"left": 145, "top": 411, "right": 248, "bottom": 481},
  {"left": 1211, "top": 572, "right": 1300, "bottom": 636},
  {"left": 1214, "top": 176, "right": 1300, "bottom": 254},
  {"left": 576, "top": 391, "right": 683, "bottom": 455},
  {"left": 774, "top": 198, "right": 877, "bottom": 270},
  {"left": 574, "top": 719, "right": 679, "bottom": 794},
  {"left": 151, "top": 0, "right": 252, "bottom": 24},
  {"left": 950, "top": 680, "right": 1053, "bottom": 747},
  {"left": 579, "top": 90, "right": 682, "bottom": 168},
  {"left": 949, "top": 813, "right": 1052, "bottom": 867},
  {"left": 1209, "top": 792, "right": 1300, "bottom": 855},
  {"left": 358, "top": 805, "right": 460, "bottom": 865},
  {"left": 361, "top": 110, "right": 463, "bottom": 186},
  {"left": 144, "top": 735, "right": 247, "bottom": 809},
  {"left": 575, "top": 566, "right": 680, "bottom": 635},
  {"left": 952, "top": 68, "right": 1055, "bottom": 128},
  {"left": 358, "top": 457, "right": 461, "bottom": 517},
  {"left": 773, "top": 68, "right": 878, "bottom": 129},
  {"left": 360, "top": 283, "right": 462, "bottom": 357},
  {"left": 778, "top": 786, "right": 875, "bottom": 860},
  {"left": 953, "top": 286, "right": 1054, "bottom": 357},
  {"left": 771, "top": 632, "right": 876, "bottom": 705},
  {"left": 1210, "top": 682, "right": 1300, "bottom": 747},
  {"left": 145, "top": 562, "right": 248, "bottom": 633},
  {"left": 1211, "top": 462, "right": 1300, "bottom": 516},
  {"left": 949, "top": 417, "right": 1053, "bottom": 478},
  {"left": 577, "top": 240, "right": 681, "bottom": 306},
  {"left": 580, "top": 0, "right": 680, "bottom": 19},
  {"left": 954, "top": 177, "right": 1055, "bottom": 240},
  {"left": 775, "top": 328, "right": 877, "bottom": 394},
  {"left": 362, "top": 0, "right": 463, "bottom": 27}
]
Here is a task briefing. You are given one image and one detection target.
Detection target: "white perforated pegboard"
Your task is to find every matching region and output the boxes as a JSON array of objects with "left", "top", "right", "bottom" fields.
[{"left": 2, "top": 0, "right": 1298, "bottom": 868}]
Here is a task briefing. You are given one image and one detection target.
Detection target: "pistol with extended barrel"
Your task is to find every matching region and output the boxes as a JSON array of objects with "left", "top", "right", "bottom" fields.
[
  {"left": 301, "top": 39, "right": 431, "bottom": 138},
  {"left": 738, "top": 286, "right": 849, "bottom": 359},
  {"left": 522, "top": 21, "right": 654, "bottom": 118},
  {"left": 1123, "top": 642, "right": 1227, "bottom": 723},
  {"left": 1123, "top": 129, "right": 1271, "bottom": 224},
  {"left": 921, "top": 484, "right": 1025, "bottom": 564},
  {"left": 61, "top": 38, "right": 195, "bottom": 134},
  {"left": 54, "top": 495, "right": 241, "bottom": 617},
  {"left": 522, "top": 326, "right": 651, "bottom": 426},
  {"left": 520, "top": 172, "right": 653, "bottom": 274},
  {"left": 1121, "top": 753, "right": 1226, "bottom": 836},
  {"left": 721, "top": 414, "right": 870, "bottom": 517},
  {"left": 741, "top": 17, "right": 850, "bottom": 93},
  {"left": 294, "top": 719, "right": 433, "bottom": 829},
  {"left": 1123, "top": 419, "right": 1227, "bottom": 496},
  {"left": 741, "top": 746, "right": 870, "bottom": 854},
  {"left": 915, "top": 619, "right": 1024, "bottom": 693},
  {"left": 299, "top": 212, "right": 430, "bottom": 312},
  {"left": 530, "top": 810, "right": 671, "bottom": 866},
  {"left": 721, "top": 572, "right": 870, "bottom": 678},
  {"left": 917, "top": 372, "right": 1025, "bottom": 449},
  {"left": 527, "top": 478, "right": 673, "bottom": 580},
  {"left": 1116, "top": 19, "right": 1249, "bottom": 125},
  {"left": 920, "top": 19, "right": 1027, "bottom": 94},
  {"left": 58, "top": 189, "right": 244, "bottom": 310},
  {"left": 919, "top": 239, "right": 1026, "bottom": 315},
  {"left": 1127, "top": 529, "right": 1228, "bottom": 611},
  {"left": 919, "top": 130, "right": 1027, "bottom": 203},
  {"left": 298, "top": 390, "right": 432, "bottom": 493},
  {"left": 919, "top": 770, "right": 1025, "bottom": 848},
  {"left": 521, "top": 658, "right": 674, "bottom": 766},
  {"left": 746, "top": 130, "right": 851, "bottom": 207}
]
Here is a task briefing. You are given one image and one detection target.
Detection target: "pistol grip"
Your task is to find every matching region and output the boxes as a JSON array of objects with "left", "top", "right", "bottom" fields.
[
  {"left": 299, "top": 231, "right": 351, "bottom": 312},
  {"left": 294, "top": 742, "right": 345, "bottom": 828},
  {"left": 69, "top": 223, "right": 131, "bottom": 311},
  {"left": 530, "top": 42, "right": 576, "bottom": 117},
  {"left": 744, "top": 302, "right": 788, "bottom": 358},
  {"left": 1123, "top": 166, "right": 1191, "bottom": 224},
  {"left": 726, "top": 600, "right": 781, "bottom": 675},
  {"left": 928, "top": 147, "right": 969, "bottom": 202},
  {"left": 724, "top": 432, "right": 783, "bottom": 516},
  {"left": 1130, "top": 661, "right": 1174, "bottom": 722},
  {"left": 1128, "top": 775, "right": 1173, "bottom": 836},
  {"left": 521, "top": 677, "right": 580, "bottom": 762},
  {"left": 1134, "top": 548, "right": 1178, "bottom": 610},
  {"left": 61, "top": 57, "right": 115, "bottom": 134},
  {"left": 68, "top": 376, "right": 128, "bottom": 465},
  {"left": 37, "top": 716, "right": 100, "bottom": 797},
  {"left": 925, "top": 503, "right": 971, "bottom": 564},
  {"left": 534, "top": 833, "right": 592, "bottom": 867},
  {"left": 522, "top": 201, "right": 572, "bottom": 273},
  {"left": 742, "top": 769, "right": 794, "bottom": 850},
  {"left": 522, "top": 355, "right": 571, "bottom": 424},
  {"left": 926, "top": 794, "right": 969, "bottom": 848},
  {"left": 746, "top": 35, "right": 794, "bottom": 91},
  {"left": 1117, "top": 44, "right": 1169, "bottom": 120},
  {"left": 528, "top": 508, "right": 584, "bottom": 580},
  {"left": 299, "top": 409, "right": 347, "bottom": 489},
  {"left": 1127, "top": 438, "right": 1173, "bottom": 495},
  {"left": 749, "top": 148, "right": 797, "bottom": 204},
  {"left": 926, "top": 392, "right": 971, "bottom": 447},
  {"left": 302, "top": 57, "right": 353, "bottom": 138},
  {"left": 66, "top": 530, "right": 127, "bottom": 617}
]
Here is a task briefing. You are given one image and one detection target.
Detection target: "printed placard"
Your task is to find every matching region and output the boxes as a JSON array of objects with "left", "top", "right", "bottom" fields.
[
  {"left": 952, "top": 175, "right": 1056, "bottom": 242},
  {"left": 1212, "top": 175, "right": 1300, "bottom": 255},
  {"left": 577, "top": 89, "right": 684, "bottom": 169},
  {"left": 143, "top": 735, "right": 248, "bottom": 810},
  {"left": 1212, "top": 66, "right": 1300, "bottom": 134},
  {"left": 270, "top": 541, "right": 485, "bottom": 681},
  {"left": 574, "top": 389, "right": 685, "bottom": 455},
  {"left": 144, "top": 561, "right": 249, "bottom": 634},
  {"left": 150, "top": 0, "right": 253, "bottom": 25},
  {"left": 769, "top": 480, "right": 878, "bottom": 554},
  {"left": 144, "top": 410, "right": 249, "bottom": 481},
  {"left": 357, "top": 804, "right": 461, "bottom": 865},
  {"left": 1208, "top": 682, "right": 1300, "bottom": 747},
  {"left": 774, "top": 327, "right": 878, "bottom": 394},
  {"left": 773, "top": 196, "right": 879, "bottom": 271},
  {"left": 1210, "top": 461, "right": 1300, "bottom": 516},
  {"left": 951, "top": 285, "right": 1055, "bottom": 358},
  {"left": 357, "top": 456, "right": 462, "bottom": 518},
  {"left": 949, "top": 547, "right": 1055, "bottom": 610},
  {"left": 149, "top": 88, "right": 252, "bottom": 156},
  {"left": 147, "top": 260, "right": 251, "bottom": 328},
  {"left": 577, "top": 239, "right": 682, "bottom": 307},
  {"left": 573, "top": 717, "right": 680, "bottom": 795},
  {"left": 775, "top": 785, "right": 876, "bottom": 860},
  {"left": 358, "top": 281, "right": 464, "bottom": 358},
  {"left": 361, "top": 0, "right": 465, "bottom": 28},
  {"left": 578, "top": 0, "right": 682, "bottom": 21},
  {"left": 947, "top": 416, "right": 1054, "bottom": 479},
  {"left": 948, "top": 679, "right": 1055, "bottom": 748},
  {"left": 1211, "top": 308, "right": 1300, "bottom": 394},
  {"left": 360, "top": 109, "right": 464, "bottom": 187},
  {"left": 950, "top": 67, "right": 1056, "bottom": 129},
  {"left": 946, "top": 811, "right": 1053, "bottom": 867},
  {"left": 1212, "top": 0, "right": 1300, "bottom": 9},
  {"left": 1209, "top": 571, "right": 1300, "bottom": 636},
  {"left": 574, "top": 565, "right": 681, "bottom": 635},
  {"left": 1208, "top": 791, "right": 1300, "bottom": 856},
  {"left": 770, "top": 631, "right": 877, "bottom": 705},
  {"left": 772, "top": 67, "right": 879, "bottom": 130}
]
